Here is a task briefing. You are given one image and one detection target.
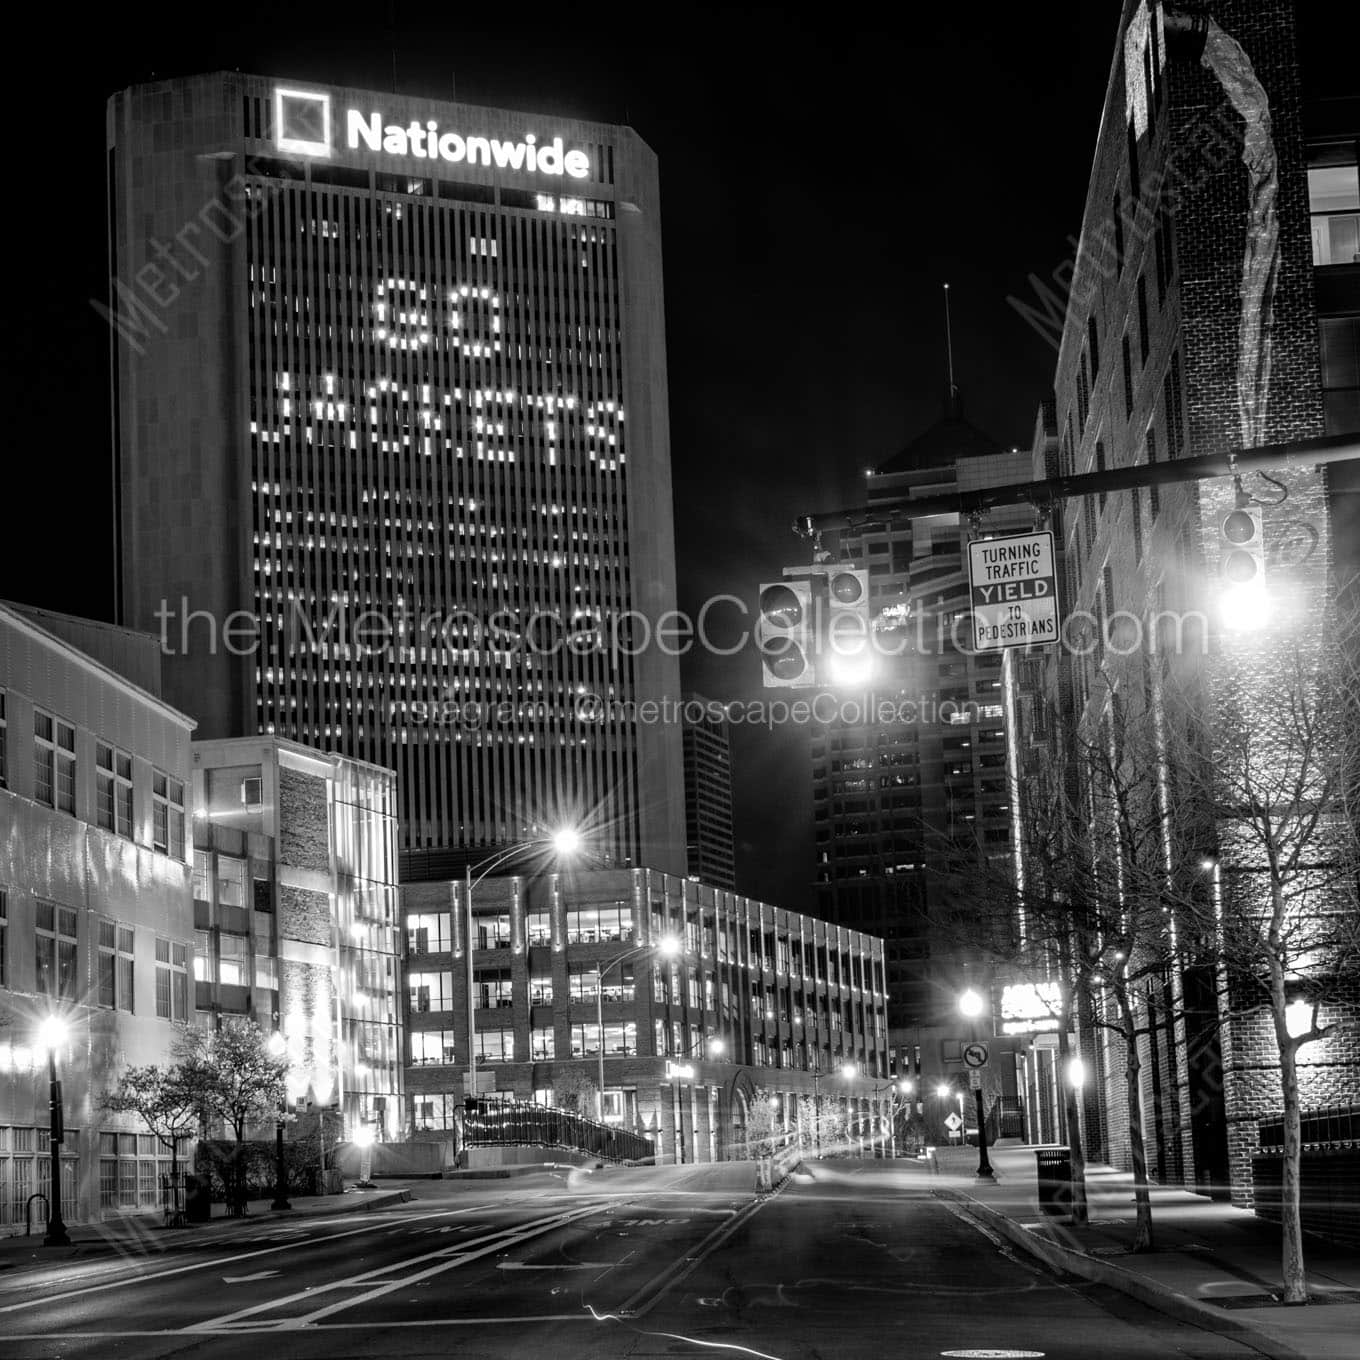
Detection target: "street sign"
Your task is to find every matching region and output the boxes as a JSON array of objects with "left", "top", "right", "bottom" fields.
[
  {"left": 944, "top": 1113, "right": 963, "bottom": 1132},
  {"left": 962, "top": 1042, "right": 990, "bottom": 1069},
  {"left": 969, "top": 1069, "right": 983, "bottom": 1090},
  {"left": 968, "top": 531, "right": 1059, "bottom": 652}
]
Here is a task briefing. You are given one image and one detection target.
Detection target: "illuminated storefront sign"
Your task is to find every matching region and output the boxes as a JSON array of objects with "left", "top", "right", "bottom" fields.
[
  {"left": 1000, "top": 982, "right": 1061, "bottom": 1034},
  {"left": 272, "top": 88, "right": 591, "bottom": 179},
  {"left": 664, "top": 1061, "right": 696, "bottom": 1081}
]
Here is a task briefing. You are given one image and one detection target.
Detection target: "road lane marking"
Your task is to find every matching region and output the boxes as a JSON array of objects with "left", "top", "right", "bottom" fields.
[
  {"left": 0, "top": 1204, "right": 487, "bottom": 1315},
  {"left": 186, "top": 1201, "right": 615, "bottom": 1331},
  {"left": 223, "top": 1271, "right": 282, "bottom": 1283},
  {"left": 614, "top": 1192, "right": 774, "bottom": 1318},
  {"left": 496, "top": 1260, "right": 616, "bottom": 1271}
]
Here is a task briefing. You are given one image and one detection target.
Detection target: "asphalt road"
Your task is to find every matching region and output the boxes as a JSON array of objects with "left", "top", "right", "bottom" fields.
[{"left": 0, "top": 1161, "right": 1272, "bottom": 1360}]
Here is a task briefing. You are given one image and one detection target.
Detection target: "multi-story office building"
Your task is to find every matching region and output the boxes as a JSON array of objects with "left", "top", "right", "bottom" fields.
[
  {"left": 191, "top": 736, "right": 403, "bottom": 1137},
  {"left": 681, "top": 694, "right": 737, "bottom": 890},
  {"left": 402, "top": 868, "right": 889, "bottom": 1162},
  {"left": 812, "top": 404, "right": 1030, "bottom": 1029},
  {"left": 0, "top": 602, "right": 196, "bottom": 1226},
  {"left": 107, "top": 74, "right": 685, "bottom": 880},
  {"left": 1013, "top": 0, "right": 1360, "bottom": 1203}
]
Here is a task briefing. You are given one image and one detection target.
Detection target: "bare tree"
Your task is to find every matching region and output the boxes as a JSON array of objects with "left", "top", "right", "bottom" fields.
[
  {"left": 931, "top": 676, "right": 1188, "bottom": 1251},
  {"left": 1166, "top": 602, "right": 1360, "bottom": 1302}
]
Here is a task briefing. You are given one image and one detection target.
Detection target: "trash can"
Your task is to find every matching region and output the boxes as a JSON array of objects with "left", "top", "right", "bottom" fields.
[
  {"left": 1035, "top": 1146, "right": 1072, "bottom": 1216},
  {"left": 184, "top": 1172, "right": 212, "bottom": 1223}
]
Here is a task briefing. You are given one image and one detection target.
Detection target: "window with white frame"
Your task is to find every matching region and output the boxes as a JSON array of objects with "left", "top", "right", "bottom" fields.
[
  {"left": 530, "top": 1027, "right": 555, "bottom": 1059},
  {"left": 36, "top": 902, "right": 78, "bottom": 999},
  {"left": 98, "top": 920, "right": 135, "bottom": 1011},
  {"left": 525, "top": 911, "right": 552, "bottom": 946},
  {"left": 35, "top": 711, "right": 76, "bottom": 813},
  {"left": 218, "top": 933, "right": 249, "bottom": 986},
  {"left": 152, "top": 770, "right": 185, "bottom": 859},
  {"left": 154, "top": 937, "right": 189, "bottom": 1021},
  {"left": 529, "top": 974, "right": 553, "bottom": 1004},
  {"left": 95, "top": 743, "right": 133, "bottom": 839}
]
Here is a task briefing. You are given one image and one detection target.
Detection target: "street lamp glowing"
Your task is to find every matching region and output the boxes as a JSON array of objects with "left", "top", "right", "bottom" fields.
[
  {"left": 898, "top": 1079, "right": 914, "bottom": 1095},
  {"left": 354, "top": 1124, "right": 374, "bottom": 1148},
  {"left": 1067, "top": 1057, "right": 1087, "bottom": 1088},
  {"left": 552, "top": 826, "right": 582, "bottom": 856},
  {"left": 267, "top": 1030, "right": 287, "bottom": 1057},
  {"left": 840, "top": 1063, "right": 857, "bottom": 1080},
  {"left": 36, "top": 1016, "right": 68, "bottom": 1053},
  {"left": 958, "top": 988, "right": 985, "bottom": 1019},
  {"left": 656, "top": 934, "right": 682, "bottom": 959},
  {"left": 707, "top": 1037, "right": 726, "bottom": 1057},
  {"left": 936, "top": 1083, "right": 952, "bottom": 1100}
]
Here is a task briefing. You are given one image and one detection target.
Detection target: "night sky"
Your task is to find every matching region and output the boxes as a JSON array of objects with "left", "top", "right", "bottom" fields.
[{"left": 4, "top": 4, "right": 1354, "bottom": 909}]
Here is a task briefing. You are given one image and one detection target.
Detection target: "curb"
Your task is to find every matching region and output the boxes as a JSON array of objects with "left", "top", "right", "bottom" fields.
[
  {"left": 937, "top": 1189, "right": 1308, "bottom": 1360},
  {"left": 0, "top": 1188, "right": 415, "bottom": 1258}
]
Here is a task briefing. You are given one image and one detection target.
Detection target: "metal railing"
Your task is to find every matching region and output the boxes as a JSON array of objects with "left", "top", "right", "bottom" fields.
[
  {"left": 1257, "top": 1103, "right": 1360, "bottom": 1153},
  {"left": 463, "top": 1099, "right": 654, "bottom": 1164}
]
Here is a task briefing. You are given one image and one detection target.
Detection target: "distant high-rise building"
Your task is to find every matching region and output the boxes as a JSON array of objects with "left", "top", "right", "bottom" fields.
[
  {"left": 107, "top": 74, "right": 685, "bottom": 880},
  {"left": 681, "top": 693, "right": 736, "bottom": 890},
  {"left": 811, "top": 399, "right": 1030, "bottom": 1030}
]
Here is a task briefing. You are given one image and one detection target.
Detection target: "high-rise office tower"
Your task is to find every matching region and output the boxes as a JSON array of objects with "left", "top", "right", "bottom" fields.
[
  {"left": 680, "top": 693, "right": 737, "bottom": 890},
  {"left": 811, "top": 401, "right": 1030, "bottom": 1030},
  {"left": 107, "top": 75, "right": 685, "bottom": 879}
]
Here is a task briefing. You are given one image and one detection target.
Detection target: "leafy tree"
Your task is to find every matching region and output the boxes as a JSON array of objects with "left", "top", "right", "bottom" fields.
[
  {"left": 552, "top": 1068, "right": 598, "bottom": 1117},
  {"left": 102, "top": 1064, "right": 200, "bottom": 1216},
  {"left": 176, "top": 1018, "right": 288, "bottom": 1214}
]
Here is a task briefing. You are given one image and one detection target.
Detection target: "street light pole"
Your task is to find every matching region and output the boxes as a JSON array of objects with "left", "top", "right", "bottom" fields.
[
  {"left": 41, "top": 1021, "right": 69, "bottom": 1247},
  {"left": 959, "top": 987, "right": 996, "bottom": 1181},
  {"left": 271, "top": 1101, "right": 292, "bottom": 1211}
]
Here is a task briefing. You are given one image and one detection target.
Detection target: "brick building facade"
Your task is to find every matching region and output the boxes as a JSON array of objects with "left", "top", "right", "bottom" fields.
[{"left": 1014, "top": 0, "right": 1359, "bottom": 1204}]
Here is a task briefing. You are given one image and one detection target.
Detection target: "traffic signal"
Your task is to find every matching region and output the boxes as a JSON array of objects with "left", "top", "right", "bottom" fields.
[
  {"left": 757, "top": 580, "right": 815, "bottom": 687},
  {"left": 821, "top": 567, "right": 872, "bottom": 686},
  {"left": 1217, "top": 494, "right": 1266, "bottom": 630}
]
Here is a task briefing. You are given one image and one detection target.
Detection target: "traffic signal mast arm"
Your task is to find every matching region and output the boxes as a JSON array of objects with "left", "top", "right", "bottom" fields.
[{"left": 793, "top": 433, "right": 1360, "bottom": 538}]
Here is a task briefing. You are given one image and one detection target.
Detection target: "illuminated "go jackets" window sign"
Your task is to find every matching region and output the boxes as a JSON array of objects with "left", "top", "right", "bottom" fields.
[{"left": 274, "top": 88, "right": 592, "bottom": 180}]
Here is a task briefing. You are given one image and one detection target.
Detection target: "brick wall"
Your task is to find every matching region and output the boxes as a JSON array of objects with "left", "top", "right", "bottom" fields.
[
  {"left": 279, "top": 883, "right": 333, "bottom": 948},
  {"left": 279, "top": 766, "right": 330, "bottom": 871},
  {"left": 1040, "top": 0, "right": 1356, "bottom": 1204}
]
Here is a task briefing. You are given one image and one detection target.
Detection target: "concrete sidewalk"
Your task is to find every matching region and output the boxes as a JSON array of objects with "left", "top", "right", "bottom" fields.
[
  {"left": 0, "top": 1182, "right": 415, "bottom": 1269},
  {"left": 940, "top": 1144, "right": 1360, "bottom": 1360}
]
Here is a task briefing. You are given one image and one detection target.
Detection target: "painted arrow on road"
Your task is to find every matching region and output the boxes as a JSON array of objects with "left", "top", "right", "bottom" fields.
[{"left": 222, "top": 1270, "right": 282, "bottom": 1283}]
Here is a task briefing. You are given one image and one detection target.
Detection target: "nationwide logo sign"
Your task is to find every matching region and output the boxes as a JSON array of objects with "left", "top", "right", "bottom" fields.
[{"left": 273, "top": 87, "right": 592, "bottom": 179}]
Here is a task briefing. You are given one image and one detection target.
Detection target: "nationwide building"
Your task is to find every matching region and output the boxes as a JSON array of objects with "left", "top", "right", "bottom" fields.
[
  {"left": 1011, "top": 0, "right": 1360, "bottom": 1204},
  {"left": 190, "top": 736, "right": 404, "bottom": 1140},
  {"left": 106, "top": 74, "right": 686, "bottom": 881},
  {"left": 402, "top": 867, "right": 890, "bottom": 1162},
  {"left": 811, "top": 402, "right": 1031, "bottom": 1031},
  {"left": 680, "top": 693, "right": 737, "bottom": 890},
  {"left": 0, "top": 602, "right": 196, "bottom": 1226}
]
